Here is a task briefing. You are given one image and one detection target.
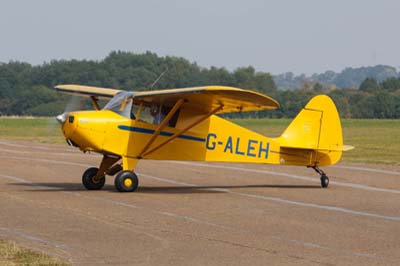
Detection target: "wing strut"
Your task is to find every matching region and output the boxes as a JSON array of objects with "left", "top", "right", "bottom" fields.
[
  {"left": 142, "top": 104, "right": 224, "bottom": 157},
  {"left": 90, "top": 96, "right": 101, "bottom": 110},
  {"left": 138, "top": 99, "right": 185, "bottom": 157}
]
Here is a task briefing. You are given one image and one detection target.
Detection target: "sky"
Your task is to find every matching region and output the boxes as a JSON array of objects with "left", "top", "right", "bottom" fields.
[{"left": 0, "top": 0, "right": 399, "bottom": 74}]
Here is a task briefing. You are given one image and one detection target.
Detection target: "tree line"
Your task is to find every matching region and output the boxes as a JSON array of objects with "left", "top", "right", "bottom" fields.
[
  {"left": 0, "top": 51, "right": 399, "bottom": 118},
  {"left": 271, "top": 78, "right": 400, "bottom": 119},
  {"left": 274, "top": 65, "right": 399, "bottom": 90}
]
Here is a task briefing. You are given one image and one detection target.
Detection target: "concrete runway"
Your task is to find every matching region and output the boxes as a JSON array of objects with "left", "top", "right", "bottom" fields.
[{"left": 0, "top": 139, "right": 399, "bottom": 266}]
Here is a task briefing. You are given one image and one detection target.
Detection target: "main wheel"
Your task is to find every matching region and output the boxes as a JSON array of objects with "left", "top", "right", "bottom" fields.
[
  {"left": 114, "top": 171, "right": 139, "bottom": 192},
  {"left": 320, "top": 174, "right": 329, "bottom": 188},
  {"left": 82, "top": 167, "right": 105, "bottom": 190}
]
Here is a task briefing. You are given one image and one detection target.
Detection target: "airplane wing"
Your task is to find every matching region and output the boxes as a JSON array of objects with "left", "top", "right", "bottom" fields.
[
  {"left": 54, "top": 84, "right": 122, "bottom": 99},
  {"left": 55, "top": 84, "right": 279, "bottom": 114},
  {"left": 134, "top": 86, "right": 280, "bottom": 114}
]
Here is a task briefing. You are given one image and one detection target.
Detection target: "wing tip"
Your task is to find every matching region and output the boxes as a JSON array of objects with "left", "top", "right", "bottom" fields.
[{"left": 53, "top": 84, "right": 122, "bottom": 99}]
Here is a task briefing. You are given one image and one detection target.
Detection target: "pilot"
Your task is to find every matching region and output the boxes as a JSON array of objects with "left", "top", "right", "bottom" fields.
[{"left": 150, "top": 105, "right": 166, "bottom": 124}]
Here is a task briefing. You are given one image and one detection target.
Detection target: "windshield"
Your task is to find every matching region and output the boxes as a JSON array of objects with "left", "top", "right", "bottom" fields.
[{"left": 103, "top": 92, "right": 135, "bottom": 119}]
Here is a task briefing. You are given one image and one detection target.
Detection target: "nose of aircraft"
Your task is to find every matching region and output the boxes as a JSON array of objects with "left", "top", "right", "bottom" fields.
[
  {"left": 56, "top": 112, "right": 79, "bottom": 147},
  {"left": 56, "top": 112, "right": 77, "bottom": 138},
  {"left": 56, "top": 111, "right": 103, "bottom": 152}
]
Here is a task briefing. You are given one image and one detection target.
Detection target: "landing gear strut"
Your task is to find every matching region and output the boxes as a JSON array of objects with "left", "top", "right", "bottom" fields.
[{"left": 311, "top": 166, "right": 329, "bottom": 188}]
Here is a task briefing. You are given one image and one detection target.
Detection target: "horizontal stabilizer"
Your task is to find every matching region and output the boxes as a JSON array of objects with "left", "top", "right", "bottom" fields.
[
  {"left": 342, "top": 145, "right": 355, "bottom": 151},
  {"left": 315, "top": 145, "right": 354, "bottom": 152}
]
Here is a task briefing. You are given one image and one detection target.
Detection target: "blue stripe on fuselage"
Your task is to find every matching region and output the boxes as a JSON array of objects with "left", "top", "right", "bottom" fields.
[{"left": 117, "top": 125, "right": 206, "bottom": 142}]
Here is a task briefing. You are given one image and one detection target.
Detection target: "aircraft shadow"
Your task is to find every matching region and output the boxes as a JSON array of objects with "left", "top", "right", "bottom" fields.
[
  {"left": 137, "top": 184, "right": 320, "bottom": 194},
  {"left": 11, "top": 182, "right": 320, "bottom": 194},
  {"left": 9, "top": 182, "right": 114, "bottom": 192}
]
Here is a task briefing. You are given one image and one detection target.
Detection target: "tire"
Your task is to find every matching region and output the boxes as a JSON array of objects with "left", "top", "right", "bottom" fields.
[
  {"left": 82, "top": 167, "right": 105, "bottom": 190},
  {"left": 320, "top": 175, "right": 329, "bottom": 188},
  {"left": 114, "top": 171, "right": 139, "bottom": 192}
]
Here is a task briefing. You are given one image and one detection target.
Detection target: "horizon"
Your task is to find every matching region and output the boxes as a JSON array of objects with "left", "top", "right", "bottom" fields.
[{"left": 0, "top": 50, "right": 398, "bottom": 77}]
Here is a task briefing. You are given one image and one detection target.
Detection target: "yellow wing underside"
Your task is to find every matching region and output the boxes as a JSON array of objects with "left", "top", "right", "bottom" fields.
[{"left": 54, "top": 84, "right": 280, "bottom": 114}]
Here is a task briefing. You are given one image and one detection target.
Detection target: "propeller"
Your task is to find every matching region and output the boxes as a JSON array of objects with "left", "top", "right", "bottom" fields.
[
  {"left": 55, "top": 95, "right": 84, "bottom": 124},
  {"left": 64, "top": 95, "right": 84, "bottom": 113},
  {"left": 47, "top": 95, "right": 85, "bottom": 138}
]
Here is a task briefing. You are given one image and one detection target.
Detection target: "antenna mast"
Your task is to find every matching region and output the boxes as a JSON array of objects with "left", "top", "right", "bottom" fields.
[{"left": 149, "top": 68, "right": 169, "bottom": 90}]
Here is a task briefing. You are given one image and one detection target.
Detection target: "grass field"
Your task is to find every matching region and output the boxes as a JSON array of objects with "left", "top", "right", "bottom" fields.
[
  {"left": 0, "top": 240, "right": 67, "bottom": 266},
  {"left": 0, "top": 117, "right": 63, "bottom": 143},
  {"left": 0, "top": 117, "right": 399, "bottom": 165}
]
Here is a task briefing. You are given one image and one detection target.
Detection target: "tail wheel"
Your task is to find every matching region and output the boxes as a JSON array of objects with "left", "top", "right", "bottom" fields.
[
  {"left": 82, "top": 167, "right": 105, "bottom": 190},
  {"left": 320, "top": 175, "right": 329, "bottom": 188},
  {"left": 311, "top": 166, "right": 330, "bottom": 189},
  {"left": 115, "top": 171, "right": 139, "bottom": 192}
]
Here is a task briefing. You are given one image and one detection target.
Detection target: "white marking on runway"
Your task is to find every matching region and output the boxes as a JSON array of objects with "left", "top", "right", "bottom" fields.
[
  {"left": 0, "top": 227, "right": 68, "bottom": 249},
  {"left": 271, "top": 236, "right": 380, "bottom": 260},
  {"left": 0, "top": 141, "right": 36, "bottom": 148},
  {"left": 168, "top": 161, "right": 400, "bottom": 194},
  {"left": 0, "top": 140, "right": 50, "bottom": 150},
  {"left": 139, "top": 173, "right": 400, "bottom": 222},
  {"left": 0, "top": 155, "right": 91, "bottom": 167},
  {"left": 0, "top": 147, "right": 88, "bottom": 157},
  {"left": 333, "top": 165, "right": 400, "bottom": 176}
]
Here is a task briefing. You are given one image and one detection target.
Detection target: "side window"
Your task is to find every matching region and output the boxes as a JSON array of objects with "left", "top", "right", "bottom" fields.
[
  {"left": 132, "top": 103, "right": 153, "bottom": 124},
  {"left": 133, "top": 102, "right": 179, "bottom": 127},
  {"left": 150, "top": 105, "right": 167, "bottom": 124}
]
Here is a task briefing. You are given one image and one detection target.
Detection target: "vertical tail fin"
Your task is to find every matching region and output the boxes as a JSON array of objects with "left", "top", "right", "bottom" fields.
[{"left": 278, "top": 95, "right": 346, "bottom": 166}]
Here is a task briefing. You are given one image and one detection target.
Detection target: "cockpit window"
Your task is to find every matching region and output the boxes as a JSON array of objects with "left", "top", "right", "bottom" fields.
[
  {"left": 104, "top": 92, "right": 180, "bottom": 125},
  {"left": 103, "top": 92, "right": 134, "bottom": 119},
  {"left": 134, "top": 103, "right": 179, "bottom": 127}
]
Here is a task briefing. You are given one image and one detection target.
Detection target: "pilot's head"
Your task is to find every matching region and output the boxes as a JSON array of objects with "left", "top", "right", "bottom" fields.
[{"left": 150, "top": 105, "right": 160, "bottom": 116}]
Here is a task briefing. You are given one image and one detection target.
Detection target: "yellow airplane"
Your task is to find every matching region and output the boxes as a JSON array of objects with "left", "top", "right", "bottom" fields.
[{"left": 54, "top": 84, "right": 353, "bottom": 192}]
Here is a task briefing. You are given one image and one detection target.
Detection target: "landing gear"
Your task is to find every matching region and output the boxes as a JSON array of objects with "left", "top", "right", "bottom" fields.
[
  {"left": 81, "top": 156, "right": 139, "bottom": 192},
  {"left": 114, "top": 171, "right": 139, "bottom": 192},
  {"left": 82, "top": 167, "right": 105, "bottom": 190},
  {"left": 311, "top": 166, "right": 330, "bottom": 188},
  {"left": 320, "top": 174, "right": 329, "bottom": 188}
]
